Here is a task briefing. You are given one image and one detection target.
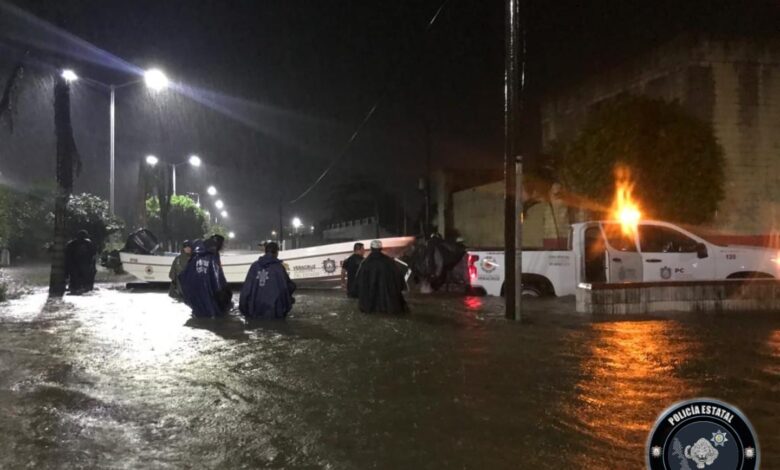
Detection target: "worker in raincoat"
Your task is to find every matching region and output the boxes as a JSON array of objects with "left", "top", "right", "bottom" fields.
[
  {"left": 178, "top": 238, "right": 227, "bottom": 318},
  {"left": 239, "top": 242, "right": 296, "bottom": 319},
  {"left": 168, "top": 240, "right": 192, "bottom": 300},
  {"left": 65, "top": 229, "right": 97, "bottom": 294},
  {"left": 356, "top": 240, "right": 408, "bottom": 314},
  {"left": 341, "top": 242, "right": 365, "bottom": 298}
]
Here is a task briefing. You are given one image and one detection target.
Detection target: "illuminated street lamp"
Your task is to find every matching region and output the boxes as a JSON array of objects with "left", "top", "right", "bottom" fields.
[
  {"left": 171, "top": 154, "right": 202, "bottom": 195},
  {"left": 145, "top": 154, "right": 159, "bottom": 166},
  {"left": 61, "top": 69, "right": 78, "bottom": 82},
  {"left": 144, "top": 68, "right": 169, "bottom": 91},
  {"left": 221, "top": 210, "right": 228, "bottom": 218},
  {"left": 66, "top": 66, "right": 169, "bottom": 215},
  {"left": 292, "top": 217, "right": 303, "bottom": 230},
  {"left": 228, "top": 231, "right": 236, "bottom": 239},
  {"left": 207, "top": 185, "right": 217, "bottom": 196},
  {"left": 215, "top": 200, "right": 224, "bottom": 210}
]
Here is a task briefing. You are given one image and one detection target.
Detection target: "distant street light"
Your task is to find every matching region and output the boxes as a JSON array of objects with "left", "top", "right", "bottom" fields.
[
  {"left": 221, "top": 210, "right": 228, "bottom": 218},
  {"left": 144, "top": 68, "right": 169, "bottom": 91},
  {"left": 145, "top": 155, "right": 159, "bottom": 166},
  {"left": 271, "top": 230, "right": 277, "bottom": 236},
  {"left": 61, "top": 69, "right": 78, "bottom": 82},
  {"left": 228, "top": 231, "right": 236, "bottom": 239},
  {"left": 215, "top": 200, "right": 224, "bottom": 210},
  {"left": 171, "top": 154, "right": 203, "bottom": 195},
  {"left": 207, "top": 185, "right": 217, "bottom": 196},
  {"left": 310, "top": 225, "right": 315, "bottom": 232},
  {"left": 292, "top": 217, "right": 302, "bottom": 229}
]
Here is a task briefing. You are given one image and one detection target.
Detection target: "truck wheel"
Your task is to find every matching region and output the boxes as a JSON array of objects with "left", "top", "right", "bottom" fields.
[
  {"left": 521, "top": 284, "right": 543, "bottom": 298},
  {"left": 500, "top": 283, "right": 544, "bottom": 297}
]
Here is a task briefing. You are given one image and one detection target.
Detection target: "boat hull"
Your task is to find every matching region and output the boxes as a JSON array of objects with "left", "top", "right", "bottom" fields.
[{"left": 119, "top": 236, "right": 415, "bottom": 286}]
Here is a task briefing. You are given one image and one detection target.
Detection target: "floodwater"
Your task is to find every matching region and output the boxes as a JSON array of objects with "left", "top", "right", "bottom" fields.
[{"left": 0, "top": 283, "right": 778, "bottom": 468}]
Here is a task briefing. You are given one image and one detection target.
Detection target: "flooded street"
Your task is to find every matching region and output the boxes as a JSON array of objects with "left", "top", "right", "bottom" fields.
[{"left": 0, "top": 281, "right": 778, "bottom": 468}]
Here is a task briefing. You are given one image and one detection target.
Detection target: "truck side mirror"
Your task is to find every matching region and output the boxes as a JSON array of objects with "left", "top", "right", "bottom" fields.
[{"left": 696, "top": 243, "right": 708, "bottom": 259}]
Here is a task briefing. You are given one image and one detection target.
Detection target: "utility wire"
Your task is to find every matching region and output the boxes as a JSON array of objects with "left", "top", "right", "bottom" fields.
[{"left": 289, "top": 0, "right": 451, "bottom": 205}]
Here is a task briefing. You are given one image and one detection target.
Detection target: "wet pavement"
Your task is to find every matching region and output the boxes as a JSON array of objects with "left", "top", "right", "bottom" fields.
[{"left": 0, "top": 275, "right": 778, "bottom": 468}]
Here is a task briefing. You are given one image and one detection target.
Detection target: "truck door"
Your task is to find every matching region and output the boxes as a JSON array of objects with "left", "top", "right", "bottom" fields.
[
  {"left": 600, "top": 223, "right": 642, "bottom": 283},
  {"left": 637, "top": 223, "right": 714, "bottom": 281}
]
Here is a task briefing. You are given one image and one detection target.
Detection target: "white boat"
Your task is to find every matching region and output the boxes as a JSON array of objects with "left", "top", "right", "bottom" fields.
[{"left": 119, "top": 236, "right": 416, "bottom": 286}]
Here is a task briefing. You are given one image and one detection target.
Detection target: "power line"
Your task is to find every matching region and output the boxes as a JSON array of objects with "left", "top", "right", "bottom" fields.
[{"left": 288, "top": 0, "right": 451, "bottom": 205}]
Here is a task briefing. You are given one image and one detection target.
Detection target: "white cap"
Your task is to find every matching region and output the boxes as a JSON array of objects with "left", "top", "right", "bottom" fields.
[{"left": 370, "top": 239, "right": 383, "bottom": 250}]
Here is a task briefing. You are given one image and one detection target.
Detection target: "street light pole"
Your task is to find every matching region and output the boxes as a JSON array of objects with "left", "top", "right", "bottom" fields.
[
  {"left": 172, "top": 165, "right": 177, "bottom": 195},
  {"left": 109, "top": 85, "right": 116, "bottom": 215}
]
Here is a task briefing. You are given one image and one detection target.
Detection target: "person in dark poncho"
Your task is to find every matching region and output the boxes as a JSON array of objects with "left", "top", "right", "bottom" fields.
[
  {"left": 168, "top": 240, "right": 192, "bottom": 300},
  {"left": 65, "top": 229, "right": 97, "bottom": 294},
  {"left": 178, "top": 239, "right": 228, "bottom": 318},
  {"left": 341, "top": 242, "right": 365, "bottom": 298},
  {"left": 239, "top": 242, "right": 296, "bottom": 319},
  {"left": 357, "top": 239, "right": 408, "bottom": 314}
]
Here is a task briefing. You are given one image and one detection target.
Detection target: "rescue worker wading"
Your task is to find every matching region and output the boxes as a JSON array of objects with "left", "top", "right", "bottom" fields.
[
  {"left": 239, "top": 242, "right": 296, "bottom": 319},
  {"left": 178, "top": 238, "right": 229, "bottom": 318},
  {"left": 356, "top": 239, "right": 408, "bottom": 314},
  {"left": 341, "top": 242, "right": 365, "bottom": 298},
  {"left": 168, "top": 240, "right": 192, "bottom": 300},
  {"left": 65, "top": 229, "right": 97, "bottom": 294}
]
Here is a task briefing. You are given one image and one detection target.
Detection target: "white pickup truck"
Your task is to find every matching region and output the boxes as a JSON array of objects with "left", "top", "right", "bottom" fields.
[{"left": 467, "top": 220, "right": 780, "bottom": 297}]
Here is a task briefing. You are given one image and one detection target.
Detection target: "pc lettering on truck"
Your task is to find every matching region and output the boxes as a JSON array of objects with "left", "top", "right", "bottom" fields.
[{"left": 467, "top": 220, "right": 780, "bottom": 297}]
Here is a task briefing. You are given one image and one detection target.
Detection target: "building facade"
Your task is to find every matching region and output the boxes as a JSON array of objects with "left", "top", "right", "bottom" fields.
[{"left": 541, "top": 34, "right": 780, "bottom": 240}]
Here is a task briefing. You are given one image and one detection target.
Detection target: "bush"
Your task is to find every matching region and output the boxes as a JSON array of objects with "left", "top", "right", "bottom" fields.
[
  {"left": 560, "top": 95, "right": 725, "bottom": 224},
  {"left": 146, "top": 195, "right": 208, "bottom": 247}
]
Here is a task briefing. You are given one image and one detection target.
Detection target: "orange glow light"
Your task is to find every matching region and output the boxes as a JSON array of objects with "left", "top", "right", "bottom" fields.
[{"left": 611, "top": 166, "right": 641, "bottom": 235}]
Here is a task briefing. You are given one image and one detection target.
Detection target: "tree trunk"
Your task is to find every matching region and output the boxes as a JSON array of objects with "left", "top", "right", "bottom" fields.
[{"left": 49, "top": 77, "right": 77, "bottom": 297}]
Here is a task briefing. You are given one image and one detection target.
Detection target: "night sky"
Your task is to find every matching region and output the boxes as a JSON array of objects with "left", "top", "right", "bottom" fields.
[{"left": 1, "top": 0, "right": 776, "bottom": 241}]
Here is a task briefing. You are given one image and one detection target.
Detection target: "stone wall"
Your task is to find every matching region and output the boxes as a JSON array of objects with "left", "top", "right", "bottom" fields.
[{"left": 541, "top": 35, "right": 780, "bottom": 237}]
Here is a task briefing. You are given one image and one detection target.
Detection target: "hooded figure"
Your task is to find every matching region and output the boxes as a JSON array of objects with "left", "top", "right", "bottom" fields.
[
  {"left": 178, "top": 239, "right": 227, "bottom": 317},
  {"left": 357, "top": 240, "right": 408, "bottom": 314},
  {"left": 65, "top": 229, "right": 97, "bottom": 294},
  {"left": 239, "top": 242, "right": 296, "bottom": 319},
  {"left": 168, "top": 240, "right": 192, "bottom": 300}
]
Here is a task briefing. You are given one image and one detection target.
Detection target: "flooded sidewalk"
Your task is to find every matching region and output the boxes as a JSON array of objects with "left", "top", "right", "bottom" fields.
[{"left": 0, "top": 279, "right": 777, "bottom": 468}]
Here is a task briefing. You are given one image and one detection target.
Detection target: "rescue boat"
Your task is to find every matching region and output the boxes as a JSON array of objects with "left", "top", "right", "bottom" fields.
[{"left": 119, "top": 235, "right": 415, "bottom": 287}]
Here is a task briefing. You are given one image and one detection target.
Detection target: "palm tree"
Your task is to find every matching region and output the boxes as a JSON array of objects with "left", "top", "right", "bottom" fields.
[{"left": 49, "top": 74, "right": 81, "bottom": 297}]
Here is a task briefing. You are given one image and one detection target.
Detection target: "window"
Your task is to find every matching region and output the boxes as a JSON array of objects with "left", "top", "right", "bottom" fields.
[
  {"left": 639, "top": 225, "right": 698, "bottom": 253},
  {"left": 601, "top": 223, "right": 637, "bottom": 252}
]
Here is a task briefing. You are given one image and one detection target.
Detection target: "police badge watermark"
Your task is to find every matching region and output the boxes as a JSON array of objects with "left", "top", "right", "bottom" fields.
[{"left": 647, "top": 398, "right": 759, "bottom": 470}]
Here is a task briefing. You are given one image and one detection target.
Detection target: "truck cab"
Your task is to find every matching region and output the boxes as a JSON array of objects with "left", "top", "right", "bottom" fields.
[{"left": 468, "top": 220, "right": 780, "bottom": 297}]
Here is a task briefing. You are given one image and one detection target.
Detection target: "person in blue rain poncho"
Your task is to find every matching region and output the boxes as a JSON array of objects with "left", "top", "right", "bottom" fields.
[
  {"left": 239, "top": 242, "right": 296, "bottom": 319},
  {"left": 178, "top": 238, "right": 228, "bottom": 318}
]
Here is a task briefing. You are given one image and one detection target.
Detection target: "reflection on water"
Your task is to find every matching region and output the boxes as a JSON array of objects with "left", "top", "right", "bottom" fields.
[
  {"left": 564, "top": 320, "right": 701, "bottom": 467},
  {"left": 0, "top": 288, "right": 778, "bottom": 468}
]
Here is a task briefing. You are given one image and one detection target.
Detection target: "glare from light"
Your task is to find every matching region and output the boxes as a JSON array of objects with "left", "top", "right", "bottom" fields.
[
  {"left": 221, "top": 210, "right": 228, "bottom": 218},
  {"left": 188, "top": 155, "right": 201, "bottom": 167},
  {"left": 204, "top": 210, "right": 210, "bottom": 216},
  {"left": 292, "top": 217, "right": 302, "bottom": 229},
  {"left": 271, "top": 230, "right": 277, "bottom": 236},
  {"left": 195, "top": 202, "right": 201, "bottom": 208},
  {"left": 145, "top": 155, "right": 159, "bottom": 166},
  {"left": 310, "top": 225, "right": 315, "bottom": 231},
  {"left": 207, "top": 185, "right": 217, "bottom": 196},
  {"left": 61, "top": 69, "right": 78, "bottom": 82},
  {"left": 144, "top": 68, "right": 169, "bottom": 91},
  {"left": 228, "top": 231, "right": 236, "bottom": 239},
  {"left": 215, "top": 200, "right": 224, "bottom": 209}
]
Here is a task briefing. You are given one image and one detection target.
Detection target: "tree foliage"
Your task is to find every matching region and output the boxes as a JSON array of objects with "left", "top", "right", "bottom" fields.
[
  {"left": 0, "top": 186, "right": 52, "bottom": 259},
  {"left": 146, "top": 195, "right": 208, "bottom": 246},
  {"left": 64, "top": 193, "right": 124, "bottom": 252},
  {"left": 559, "top": 95, "right": 725, "bottom": 224}
]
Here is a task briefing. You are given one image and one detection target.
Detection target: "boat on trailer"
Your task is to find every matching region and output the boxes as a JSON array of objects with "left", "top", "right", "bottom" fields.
[{"left": 119, "top": 236, "right": 416, "bottom": 287}]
